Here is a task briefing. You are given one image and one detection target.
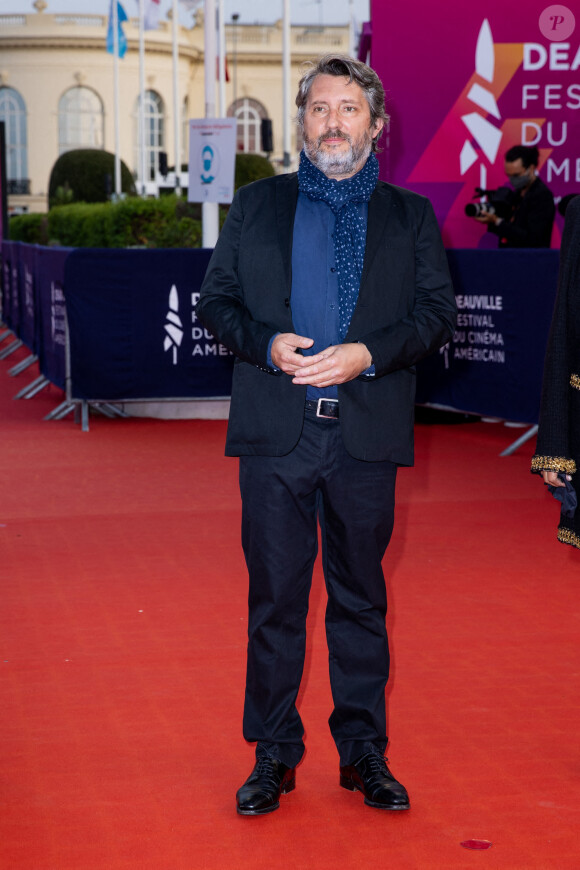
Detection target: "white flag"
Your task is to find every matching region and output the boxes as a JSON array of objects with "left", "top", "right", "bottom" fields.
[{"left": 144, "top": 0, "right": 161, "bottom": 30}]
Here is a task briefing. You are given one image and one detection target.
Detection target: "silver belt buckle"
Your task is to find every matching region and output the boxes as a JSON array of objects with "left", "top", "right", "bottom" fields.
[{"left": 316, "top": 398, "right": 338, "bottom": 419}]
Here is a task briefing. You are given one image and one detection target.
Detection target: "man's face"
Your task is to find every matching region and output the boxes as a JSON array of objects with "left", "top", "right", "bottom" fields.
[
  {"left": 505, "top": 157, "right": 535, "bottom": 192},
  {"left": 302, "top": 74, "right": 383, "bottom": 180}
]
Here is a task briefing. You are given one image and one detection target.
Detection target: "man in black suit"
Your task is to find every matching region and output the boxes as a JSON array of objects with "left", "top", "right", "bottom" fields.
[
  {"left": 196, "top": 54, "right": 456, "bottom": 816},
  {"left": 477, "top": 144, "right": 555, "bottom": 247}
]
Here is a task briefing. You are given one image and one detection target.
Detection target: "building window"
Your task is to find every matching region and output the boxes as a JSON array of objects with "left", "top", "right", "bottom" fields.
[
  {"left": 134, "top": 90, "right": 165, "bottom": 180},
  {"left": 228, "top": 98, "right": 268, "bottom": 153},
  {"left": 0, "top": 87, "right": 28, "bottom": 190},
  {"left": 58, "top": 86, "right": 104, "bottom": 154}
]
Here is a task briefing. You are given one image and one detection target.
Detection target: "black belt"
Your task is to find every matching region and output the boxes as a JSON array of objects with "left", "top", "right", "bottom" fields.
[{"left": 305, "top": 398, "right": 339, "bottom": 419}]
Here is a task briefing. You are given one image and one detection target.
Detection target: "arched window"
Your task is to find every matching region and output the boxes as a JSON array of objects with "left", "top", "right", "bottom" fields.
[
  {"left": 228, "top": 98, "right": 268, "bottom": 153},
  {"left": 0, "top": 87, "right": 28, "bottom": 191},
  {"left": 134, "top": 90, "right": 165, "bottom": 180},
  {"left": 58, "top": 86, "right": 104, "bottom": 154}
]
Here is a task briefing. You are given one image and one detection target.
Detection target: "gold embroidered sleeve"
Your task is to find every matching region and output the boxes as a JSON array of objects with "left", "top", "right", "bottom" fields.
[
  {"left": 571, "top": 373, "right": 580, "bottom": 391},
  {"left": 531, "top": 455, "right": 577, "bottom": 474},
  {"left": 557, "top": 528, "right": 580, "bottom": 549}
]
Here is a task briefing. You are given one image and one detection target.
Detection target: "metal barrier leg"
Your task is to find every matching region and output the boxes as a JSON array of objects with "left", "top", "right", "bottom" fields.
[
  {"left": 22, "top": 377, "right": 51, "bottom": 399},
  {"left": 0, "top": 339, "right": 23, "bottom": 360},
  {"left": 45, "top": 401, "right": 76, "bottom": 421},
  {"left": 500, "top": 424, "right": 538, "bottom": 457},
  {"left": 94, "top": 402, "right": 130, "bottom": 419},
  {"left": 9, "top": 354, "right": 38, "bottom": 376},
  {"left": 13, "top": 375, "right": 50, "bottom": 400}
]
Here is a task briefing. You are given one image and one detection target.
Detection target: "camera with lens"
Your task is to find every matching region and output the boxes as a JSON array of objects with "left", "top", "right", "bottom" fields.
[{"left": 464, "top": 187, "right": 513, "bottom": 219}]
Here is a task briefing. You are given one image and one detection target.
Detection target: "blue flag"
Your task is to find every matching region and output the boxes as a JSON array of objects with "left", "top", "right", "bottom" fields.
[{"left": 107, "top": 0, "right": 128, "bottom": 58}]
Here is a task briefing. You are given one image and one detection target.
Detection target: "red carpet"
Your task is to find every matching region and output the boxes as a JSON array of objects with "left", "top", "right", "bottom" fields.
[{"left": 1, "top": 341, "right": 579, "bottom": 869}]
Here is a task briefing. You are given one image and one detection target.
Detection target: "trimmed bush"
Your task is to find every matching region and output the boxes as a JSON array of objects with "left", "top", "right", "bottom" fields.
[
  {"left": 48, "top": 202, "right": 112, "bottom": 247},
  {"left": 9, "top": 213, "right": 48, "bottom": 244},
  {"left": 48, "top": 149, "right": 136, "bottom": 207},
  {"left": 9, "top": 154, "right": 276, "bottom": 247},
  {"left": 9, "top": 197, "right": 201, "bottom": 248},
  {"left": 46, "top": 195, "right": 202, "bottom": 248},
  {"left": 235, "top": 153, "right": 275, "bottom": 189},
  {"left": 105, "top": 196, "right": 202, "bottom": 248}
]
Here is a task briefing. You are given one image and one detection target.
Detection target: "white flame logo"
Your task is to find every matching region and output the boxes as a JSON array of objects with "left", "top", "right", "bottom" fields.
[
  {"left": 164, "top": 284, "right": 183, "bottom": 365},
  {"left": 459, "top": 19, "right": 503, "bottom": 191}
]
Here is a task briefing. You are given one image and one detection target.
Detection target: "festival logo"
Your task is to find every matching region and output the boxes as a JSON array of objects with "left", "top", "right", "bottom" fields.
[
  {"left": 163, "top": 284, "right": 183, "bottom": 365},
  {"left": 406, "top": 6, "right": 579, "bottom": 247}
]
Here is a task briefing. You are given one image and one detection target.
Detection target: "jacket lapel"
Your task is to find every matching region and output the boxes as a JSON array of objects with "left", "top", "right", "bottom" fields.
[
  {"left": 275, "top": 173, "right": 299, "bottom": 292},
  {"left": 359, "top": 183, "right": 393, "bottom": 294}
]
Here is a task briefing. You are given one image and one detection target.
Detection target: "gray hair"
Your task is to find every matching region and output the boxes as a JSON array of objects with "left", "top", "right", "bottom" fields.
[{"left": 296, "top": 54, "right": 389, "bottom": 152}]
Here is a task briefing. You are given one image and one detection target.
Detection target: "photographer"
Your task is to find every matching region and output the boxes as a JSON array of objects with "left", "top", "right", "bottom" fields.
[{"left": 476, "top": 145, "right": 555, "bottom": 247}]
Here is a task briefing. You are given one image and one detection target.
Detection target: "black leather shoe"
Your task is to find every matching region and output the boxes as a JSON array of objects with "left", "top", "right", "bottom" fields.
[
  {"left": 340, "top": 747, "right": 410, "bottom": 810},
  {"left": 236, "top": 755, "right": 296, "bottom": 815}
]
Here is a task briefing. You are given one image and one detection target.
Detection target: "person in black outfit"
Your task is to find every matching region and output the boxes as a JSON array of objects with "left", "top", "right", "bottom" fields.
[
  {"left": 531, "top": 195, "right": 580, "bottom": 549},
  {"left": 196, "top": 55, "right": 456, "bottom": 816},
  {"left": 477, "top": 144, "right": 555, "bottom": 247}
]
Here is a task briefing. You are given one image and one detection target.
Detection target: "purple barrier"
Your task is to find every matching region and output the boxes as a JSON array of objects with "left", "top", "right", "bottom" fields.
[
  {"left": 1, "top": 241, "right": 21, "bottom": 334},
  {"left": 64, "top": 248, "right": 233, "bottom": 401},
  {"left": 17, "top": 242, "right": 38, "bottom": 353},
  {"left": 1, "top": 242, "right": 13, "bottom": 328},
  {"left": 35, "top": 247, "right": 70, "bottom": 390}
]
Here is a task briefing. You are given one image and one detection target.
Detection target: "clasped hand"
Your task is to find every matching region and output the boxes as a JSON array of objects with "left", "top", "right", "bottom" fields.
[{"left": 271, "top": 333, "right": 372, "bottom": 388}]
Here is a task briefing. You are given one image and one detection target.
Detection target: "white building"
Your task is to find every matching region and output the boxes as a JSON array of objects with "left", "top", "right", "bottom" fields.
[{"left": 0, "top": 0, "right": 351, "bottom": 213}]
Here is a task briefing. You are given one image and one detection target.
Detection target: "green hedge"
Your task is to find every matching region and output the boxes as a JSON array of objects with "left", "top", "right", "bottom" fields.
[
  {"left": 235, "top": 153, "right": 275, "bottom": 188},
  {"left": 9, "top": 212, "right": 49, "bottom": 245},
  {"left": 9, "top": 196, "right": 202, "bottom": 248},
  {"left": 10, "top": 154, "right": 276, "bottom": 247}
]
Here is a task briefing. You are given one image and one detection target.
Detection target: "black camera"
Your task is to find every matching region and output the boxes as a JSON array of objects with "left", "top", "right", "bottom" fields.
[{"left": 465, "top": 187, "right": 513, "bottom": 219}]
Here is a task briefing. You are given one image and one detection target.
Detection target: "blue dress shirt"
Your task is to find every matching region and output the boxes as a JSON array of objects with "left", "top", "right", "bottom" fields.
[{"left": 268, "top": 192, "right": 372, "bottom": 402}]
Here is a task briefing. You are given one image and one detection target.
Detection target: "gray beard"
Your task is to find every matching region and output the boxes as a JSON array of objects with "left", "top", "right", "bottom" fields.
[{"left": 303, "top": 131, "right": 373, "bottom": 177}]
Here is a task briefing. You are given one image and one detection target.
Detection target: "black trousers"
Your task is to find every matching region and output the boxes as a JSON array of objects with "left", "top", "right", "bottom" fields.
[{"left": 239, "top": 408, "right": 397, "bottom": 768}]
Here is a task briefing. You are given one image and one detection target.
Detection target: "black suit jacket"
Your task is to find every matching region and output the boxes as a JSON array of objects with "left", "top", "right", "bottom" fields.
[{"left": 196, "top": 172, "right": 456, "bottom": 464}]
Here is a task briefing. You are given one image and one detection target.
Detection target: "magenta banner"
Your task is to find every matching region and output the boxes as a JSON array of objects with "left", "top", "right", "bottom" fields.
[{"left": 371, "top": 1, "right": 579, "bottom": 247}]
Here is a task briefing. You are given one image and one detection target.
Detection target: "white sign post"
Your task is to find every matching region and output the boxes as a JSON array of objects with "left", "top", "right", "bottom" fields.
[{"left": 188, "top": 119, "right": 237, "bottom": 206}]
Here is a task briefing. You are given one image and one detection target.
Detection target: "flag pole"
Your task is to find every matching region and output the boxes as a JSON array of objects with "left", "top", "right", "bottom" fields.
[
  {"left": 138, "top": 0, "right": 146, "bottom": 195},
  {"left": 282, "top": 0, "right": 291, "bottom": 168},
  {"left": 348, "top": 0, "right": 356, "bottom": 57},
  {"left": 217, "top": 0, "right": 226, "bottom": 117},
  {"left": 113, "top": 0, "right": 122, "bottom": 195},
  {"left": 172, "top": 0, "right": 181, "bottom": 194},
  {"left": 202, "top": 0, "right": 219, "bottom": 247}
]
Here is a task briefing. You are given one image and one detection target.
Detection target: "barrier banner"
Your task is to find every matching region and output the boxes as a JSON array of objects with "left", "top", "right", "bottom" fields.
[
  {"left": 35, "top": 247, "right": 70, "bottom": 390},
  {"left": 64, "top": 248, "right": 234, "bottom": 401},
  {"left": 371, "top": 1, "right": 580, "bottom": 248},
  {"left": 416, "top": 249, "right": 559, "bottom": 422},
  {"left": 10, "top": 244, "right": 21, "bottom": 336},
  {"left": 18, "top": 242, "right": 38, "bottom": 353},
  {"left": 1, "top": 241, "right": 14, "bottom": 328},
  {"left": 1, "top": 241, "right": 22, "bottom": 334}
]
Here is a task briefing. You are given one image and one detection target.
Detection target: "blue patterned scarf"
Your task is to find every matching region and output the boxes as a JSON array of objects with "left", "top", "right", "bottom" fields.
[{"left": 298, "top": 150, "right": 378, "bottom": 340}]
